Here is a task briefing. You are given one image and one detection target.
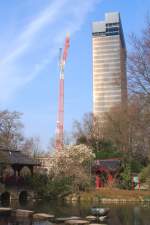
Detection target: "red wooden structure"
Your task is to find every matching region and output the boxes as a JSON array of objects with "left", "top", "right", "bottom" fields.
[{"left": 93, "top": 158, "right": 122, "bottom": 188}]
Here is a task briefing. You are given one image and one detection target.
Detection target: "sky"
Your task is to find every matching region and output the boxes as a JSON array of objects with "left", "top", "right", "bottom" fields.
[{"left": 0, "top": 0, "right": 150, "bottom": 149}]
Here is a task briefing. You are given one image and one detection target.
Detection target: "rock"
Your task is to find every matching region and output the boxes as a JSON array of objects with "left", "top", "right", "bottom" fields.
[
  {"left": 56, "top": 217, "right": 81, "bottom": 223},
  {"left": 0, "top": 207, "right": 12, "bottom": 212},
  {"left": 85, "top": 216, "right": 96, "bottom": 221},
  {"left": 15, "top": 209, "right": 34, "bottom": 218},
  {"left": 69, "top": 217, "right": 81, "bottom": 220},
  {"left": 33, "top": 213, "right": 55, "bottom": 221},
  {"left": 56, "top": 217, "right": 72, "bottom": 222},
  {"left": 99, "top": 216, "right": 108, "bottom": 222},
  {"left": 0, "top": 207, "right": 12, "bottom": 216}
]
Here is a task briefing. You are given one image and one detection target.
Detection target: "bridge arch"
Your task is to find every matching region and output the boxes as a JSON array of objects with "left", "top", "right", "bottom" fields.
[
  {"left": 1, "top": 191, "right": 11, "bottom": 206},
  {"left": 3, "top": 165, "right": 14, "bottom": 175},
  {"left": 19, "top": 190, "right": 28, "bottom": 203},
  {"left": 20, "top": 166, "right": 31, "bottom": 176}
]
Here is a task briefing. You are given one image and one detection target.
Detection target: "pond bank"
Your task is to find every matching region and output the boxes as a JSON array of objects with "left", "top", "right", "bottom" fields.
[{"left": 64, "top": 188, "right": 150, "bottom": 203}]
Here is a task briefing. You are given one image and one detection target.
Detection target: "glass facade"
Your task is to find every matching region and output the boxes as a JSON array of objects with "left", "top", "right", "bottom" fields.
[{"left": 92, "top": 12, "right": 127, "bottom": 116}]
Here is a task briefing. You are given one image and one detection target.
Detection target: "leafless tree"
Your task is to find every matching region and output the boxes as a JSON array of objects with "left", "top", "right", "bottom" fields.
[
  {"left": 21, "top": 136, "right": 44, "bottom": 157},
  {"left": 0, "top": 110, "right": 24, "bottom": 150},
  {"left": 73, "top": 113, "right": 104, "bottom": 152},
  {"left": 104, "top": 96, "right": 150, "bottom": 162},
  {"left": 127, "top": 15, "right": 150, "bottom": 161},
  {"left": 128, "top": 15, "right": 150, "bottom": 101},
  {"left": 48, "top": 131, "right": 74, "bottom": 153}
]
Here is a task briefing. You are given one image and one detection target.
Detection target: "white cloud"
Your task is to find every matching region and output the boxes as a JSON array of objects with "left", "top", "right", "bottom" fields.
[
  {"left": 0, "top": 0, "right": 100, "bottom": 102},
  {"left": 1, "top": 0, "right": 68, "bottom": 65}
]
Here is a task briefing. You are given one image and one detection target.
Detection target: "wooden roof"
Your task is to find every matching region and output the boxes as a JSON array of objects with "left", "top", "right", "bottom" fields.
[
  {"left": 0, "top": 149, "right": 38, "bottom": 166},
  {"left": 93, "top": 158, "right": 122, "bottom": 173}
]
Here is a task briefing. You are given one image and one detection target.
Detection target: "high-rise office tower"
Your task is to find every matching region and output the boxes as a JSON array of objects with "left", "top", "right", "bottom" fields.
[{"left": 92, "top": 12, "right": 127, "bottom": 117}]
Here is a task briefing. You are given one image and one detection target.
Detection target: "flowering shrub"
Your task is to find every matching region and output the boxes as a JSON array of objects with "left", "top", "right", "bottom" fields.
[{"left": 48, "top": 144, "right": 95, "bottom": 192}]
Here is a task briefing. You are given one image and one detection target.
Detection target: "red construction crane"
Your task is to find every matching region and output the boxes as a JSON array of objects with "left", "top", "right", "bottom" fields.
[{"left": 55, "top": 34, "right": 70, "bottom": 151}]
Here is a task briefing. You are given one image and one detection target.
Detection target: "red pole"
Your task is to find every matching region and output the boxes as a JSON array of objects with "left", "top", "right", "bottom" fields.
[
  {"left": 55, "top": 35, "right": 70, "bottom": 151},
  {"left": 132, "top": 176, "right": 134, "bottom": 190},
  {"left": 138, "top": 177, "right": 140, "bottom": 191},
  {"left": 96, "top": 176, "right": 100, "bottom": 189}
]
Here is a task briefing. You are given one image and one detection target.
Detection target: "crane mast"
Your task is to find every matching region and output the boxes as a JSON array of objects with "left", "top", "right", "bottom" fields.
[{"left": 55, "top": 34, "right": 70, "bottom": 151}]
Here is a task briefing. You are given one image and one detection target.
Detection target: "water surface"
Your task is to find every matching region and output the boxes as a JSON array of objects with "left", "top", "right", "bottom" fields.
[{"left": 0, "top": 200, "right": 150, "bottom": 225}]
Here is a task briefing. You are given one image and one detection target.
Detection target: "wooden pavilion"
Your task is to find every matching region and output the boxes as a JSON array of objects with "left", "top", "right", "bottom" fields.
[
  {"left": 92, "top": 158, "right": 122, "bottom": 188},
  {"left": 0, "top": 148, "right": 39, "bottom": 187}
]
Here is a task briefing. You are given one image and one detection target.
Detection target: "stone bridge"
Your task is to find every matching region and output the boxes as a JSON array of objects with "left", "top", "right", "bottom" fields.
[
  {"left": 0, "top": 148, "right": 39, "bottom": 205},
  {"left": 0, "top": 184, "right": 35, "bottom": 205}
]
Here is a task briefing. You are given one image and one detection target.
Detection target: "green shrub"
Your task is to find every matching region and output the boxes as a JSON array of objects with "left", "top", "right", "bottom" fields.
[
  {"left": 46, "top": 176, "right": 72, "bottom": 198},
  {"left": 119, "top": 164, "right": 132, "bottom": 189},
  {"left": 140, "top": 164, "right": 150, "bottom": 183},
  {"left": 130, "top": 160, "right": 144, "bottom": 173},
  {"left": 95, "top": 149, "right": 123, "bottom": 159},
  {"left": 24, "top": 174, "right": 72, "bottom": 199}
]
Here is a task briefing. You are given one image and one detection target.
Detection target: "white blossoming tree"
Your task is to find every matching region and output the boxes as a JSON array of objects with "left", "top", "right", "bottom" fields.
[{"left": 48, "top": 144, "right": 95, "bottom": 192}]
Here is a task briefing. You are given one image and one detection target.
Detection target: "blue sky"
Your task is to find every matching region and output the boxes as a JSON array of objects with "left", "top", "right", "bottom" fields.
[{"left": 0, "top": 0, "right": 149, "bottom": 149}]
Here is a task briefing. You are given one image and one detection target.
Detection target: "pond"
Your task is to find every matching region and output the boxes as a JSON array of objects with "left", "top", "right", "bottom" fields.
[{"left": 0, "top": 199, "right": 150, "bottom": 225}]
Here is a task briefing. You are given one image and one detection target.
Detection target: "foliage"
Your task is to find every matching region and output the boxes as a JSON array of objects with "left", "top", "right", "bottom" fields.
[
  {"left": 24, "top": 144, "right": 95, "bottom": 198},
  {"left": 118, "top": 159, "right": 144, "bottom": 189},
  {"left": 46, "top": 177, "right": 72, "bottom": 198},
  {"left": 140, "top": 164, "right": 150, "bottom": 184},
  {"left": 25, "top": 174, "right": 72, "bottom": 199},
  {"left": 119, "top": 164, "right": 132, "bottom": 189},
  {"left": 25, "top": 173, "right": 48, "bottom": 196},
  {"left": 95, "top": 148, "right": 123, "bottom": 159},
  {"left": 130, "top": 159, "right": 144, "bottom": 173}
]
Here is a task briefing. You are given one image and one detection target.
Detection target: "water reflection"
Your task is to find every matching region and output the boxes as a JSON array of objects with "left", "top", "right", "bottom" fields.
[
  {"left": 108, "top": 205, "right": 150, "bottom": 225},
  {"left": 0, "top": 200, "right": 149, "bottom": 225},
  {"left": 11, "top": 217, "right": 32, "bottom": 225},
  {"left": 32, "top": 222, "right": 52, "bottom": 225},
  {"left": 134, "top": 207, "right": 141, "bottom": 225}
]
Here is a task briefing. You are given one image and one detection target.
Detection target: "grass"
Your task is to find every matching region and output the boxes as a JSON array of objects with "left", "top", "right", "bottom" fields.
[{"left": 80, "top": 188, "right": 150, "bottom": 201}]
